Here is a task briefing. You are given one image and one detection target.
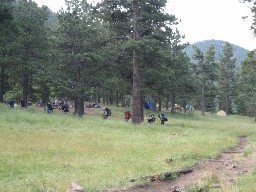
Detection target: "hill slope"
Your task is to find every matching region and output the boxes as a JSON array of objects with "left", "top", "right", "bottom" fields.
[{"left": 184, "top": 39, "right": 249, "bottom": 68}]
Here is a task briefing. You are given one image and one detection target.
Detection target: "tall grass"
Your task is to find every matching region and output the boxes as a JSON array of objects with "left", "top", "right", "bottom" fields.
[{"left": 0, "top": 104, "right": 255, "bottom": 191}]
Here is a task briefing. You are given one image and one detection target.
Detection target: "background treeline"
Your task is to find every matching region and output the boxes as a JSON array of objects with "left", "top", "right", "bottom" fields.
[{"left": 0, "top": 0, "right": 256, "bottom": 121}]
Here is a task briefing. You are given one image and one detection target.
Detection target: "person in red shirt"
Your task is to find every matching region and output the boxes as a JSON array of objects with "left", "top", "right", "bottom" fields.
[{"left": 124, "top": 111, "right": 132, "bottom": 122}]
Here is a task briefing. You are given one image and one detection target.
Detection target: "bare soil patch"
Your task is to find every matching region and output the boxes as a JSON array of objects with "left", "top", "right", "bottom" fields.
[{"left": 116, "top": 136, "right": 256, "bottom": 192}]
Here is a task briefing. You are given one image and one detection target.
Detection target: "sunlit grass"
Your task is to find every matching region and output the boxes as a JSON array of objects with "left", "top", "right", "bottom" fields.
[{"left": 0, "top": 104, "right": 255, "bottom": 191}]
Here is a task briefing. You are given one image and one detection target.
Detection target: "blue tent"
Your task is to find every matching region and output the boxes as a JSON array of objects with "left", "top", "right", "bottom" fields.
[{"left": 144, "top": 101, "right": 153, "bottom": 110}]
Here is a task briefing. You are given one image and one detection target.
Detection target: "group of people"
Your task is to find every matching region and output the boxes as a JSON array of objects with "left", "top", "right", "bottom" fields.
[
  {"left": 8, "top": 97, "right": 168, "bottom": 124},
  {"left": 8, "top": 98, "right": 32, "bottom": 108},
  {"left": 123, "top": 110, "right": 168, "bottom": 124},
  {"left": 45, "top": 100, "right": 70, "bottom": 114},
  {"left": 147, "top": 113, "right": 168, "bottom": 124}
]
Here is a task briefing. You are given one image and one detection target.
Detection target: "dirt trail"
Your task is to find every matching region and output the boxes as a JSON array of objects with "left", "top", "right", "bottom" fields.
[{"left": 117, "top": 136, "right": 256, "bottom": 192}]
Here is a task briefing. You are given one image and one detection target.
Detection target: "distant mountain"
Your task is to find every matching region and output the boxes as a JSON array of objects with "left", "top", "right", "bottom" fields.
[{"left": 183, "top": 40, "right": 249, "bottom": 68}]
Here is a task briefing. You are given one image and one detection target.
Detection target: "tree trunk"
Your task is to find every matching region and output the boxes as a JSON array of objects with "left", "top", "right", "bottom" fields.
[
  {"left": 183, "top": 100, "right": 187, "bottom": 114},
  {"left": 132, "top": 50, "right": 143, "bottom": 123},
  {"left": 97, "top": 89, "right": 101, "bottom": 104},
  {"left": 116, "top": 91, "right": 119, "bottom": 107},
  {"left": 225, "top": 94, "right": 229, "bottom": 116},
  {"left": 22, "top": 72, "right": 29, "bottom": 107},
  {"left": 152, "top": 99, "right": 156, "bottom": 112},
  {"left": 103, "top": 95, "right": 106, "bottom": 105},
  {"left": 74, "top": 98, "right": 78, "bottom": 113},
  {"left": 0, "top": 35, "right": 7, "bottom": 102},
  {"left": 132, "top": 0, "right": 143, "bottom": 124},
  {"left": 140, "top": 95, "right": 144, "bottom": 120},
  {"left": 126, "top": 96, "right": 131, "bottom": 107},
  {"left": 77, "top": 96, "right": 84, "bottom": 117},
  {"left": 109, "top": 95, "right": 113, "bottom": 105},
  {"left": 165, "top": 98, "right": 169, "bottom": 110},
  {"left": 171, "top": 93, "right": 175, "bottom": 116},
  {"left": 201, "top": 82, "right": 206, "bottom": 116},
  {"left": 76, "top": 61, "right": 84, "bottom": 117},
  {"left": 158, "top": 95, "right": 162, "bottom": 112},
  {"left": 0, "top": 66, "right": 4, "bottom": 102}
]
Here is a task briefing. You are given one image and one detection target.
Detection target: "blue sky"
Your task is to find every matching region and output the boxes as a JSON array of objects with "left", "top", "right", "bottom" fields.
[{"left": 34, "top": 0, "right": 256, "bottom": 50}]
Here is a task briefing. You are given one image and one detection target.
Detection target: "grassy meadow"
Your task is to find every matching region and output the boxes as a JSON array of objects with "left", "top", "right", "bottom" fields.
[{"left": 0, "top": 104, "right": 255, "bottom": 191}]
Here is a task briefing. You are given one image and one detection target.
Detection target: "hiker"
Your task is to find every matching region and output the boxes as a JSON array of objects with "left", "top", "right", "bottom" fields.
[
  {"left": 158, "top": 113, "right": 168, "bottom": 125},
  {"left": 148, "top": 113, "right": 156, "bottom": 124},
  {"left": 8, "top": 99, "right": 15, "bottom": 108},
  {"left": 102, "top": 108, "right": 111, "bottom": 119},
  {"left": 54, "top": 97, "right": 59, "bottom": 106},
  {"left": 61, "top": 102, "right": 69, "bottom": 113},
  {"left": 124, "top": 111, "right": 132, "bottom": 122},
  {"left": 45, "top": 102, "right": 53, "bottom": 113},
  {"left": 17, "top": 98, "right": 26, "bottom": 108}
]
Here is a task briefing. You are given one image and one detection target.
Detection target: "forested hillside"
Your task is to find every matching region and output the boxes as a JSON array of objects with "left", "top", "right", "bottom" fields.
[{"left": 184, "top": 39, "right": 249, "bottom": 68}]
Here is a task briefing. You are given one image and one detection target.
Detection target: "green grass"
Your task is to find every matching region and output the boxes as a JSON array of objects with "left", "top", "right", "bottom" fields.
[
  {"left": 236, "top": 168, "right": 256, "bottom": 192},
  {"left": 0, "top": 104, "right": 255, "bottom": 191}
]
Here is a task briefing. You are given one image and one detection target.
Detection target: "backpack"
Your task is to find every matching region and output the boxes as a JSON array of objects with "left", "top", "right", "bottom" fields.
[
  {"left": 148, "top": 114, "right": 155, "bottom": 120},
  {"left": 62, "top": 103, "right": 69, "bottom": 112},
  {"left": 162, "top": 114, "right": 168, "bottom": 121},
  {"left": 105, "top": 108, "right": 111, "bottom": 116},
  {"left": 125, "top": 111, "right": 131, "bottom": 119},
  {"left": 159, "top": 114, "right": 168, "bottom": 121}
]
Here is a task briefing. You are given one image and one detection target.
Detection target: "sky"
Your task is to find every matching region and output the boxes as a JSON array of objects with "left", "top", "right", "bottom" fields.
[{"left": 34, "top": 0, "right": 256, "bottom": 50}]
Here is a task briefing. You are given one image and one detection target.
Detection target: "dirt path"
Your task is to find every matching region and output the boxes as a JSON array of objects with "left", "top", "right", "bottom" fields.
[{"left": 117, "top": 136, "right": 256, "bottom": 192}]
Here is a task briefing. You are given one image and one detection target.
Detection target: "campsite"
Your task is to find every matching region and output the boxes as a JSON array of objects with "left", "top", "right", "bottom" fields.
[{"left": 0, "top": 104, "right": 255, "bottom": 191}]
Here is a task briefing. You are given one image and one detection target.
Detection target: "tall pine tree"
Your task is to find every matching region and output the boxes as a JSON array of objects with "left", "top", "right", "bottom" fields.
[
  {"left": 53, "top": 0, "right": 110, "bottom": 116},
  {"left": 238, "top": 51, "right": 256, "bottom": 120},
  {"left": 13, "top": 0, "right": 49, "bottom": 105},
  {"left": 193, "top": 45, "right": 216, "bottom": 116},
  {"left": 95, "top": 0, "right": 177, "bottom": 123},
  {"left": 0, "top": 0, "right": 15, "bottom": 102},
  {"left": 217, "top": 42, "right": 237, "bottom": 115}
]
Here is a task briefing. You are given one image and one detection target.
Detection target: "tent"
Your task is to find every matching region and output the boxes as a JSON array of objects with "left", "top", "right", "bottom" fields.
[
  {"left": 144, "top": 101, "right": 153, "bottom": 110},
  {"left": 216, "top": 110, "right": 227, "bottom": 116}
]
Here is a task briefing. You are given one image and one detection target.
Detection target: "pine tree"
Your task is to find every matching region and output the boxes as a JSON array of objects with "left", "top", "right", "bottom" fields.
[
  {"left": 95, "top": 0, "right": 177, "bottom": 123},
  {"left": 13, "top": 0, "right": 49, "bottom": 105},
  {"left": 0, "top": 0, "right": 15, "bottom": 102},
  {"left": 53, "top": 0, "right": 110, "bottom": 116},
  {"left": 204, "top": 45, "right": 217, "bottom": 113},
  {"left": 193, "top": 45, "right": 216, "bottom": 116},
  {"left": 238, "top": 51, "right": 256, "bottom": 120},
  {"left": 217, "top": 42, "right": 237, "bottom": 115}
]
